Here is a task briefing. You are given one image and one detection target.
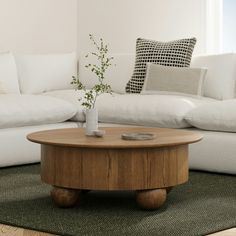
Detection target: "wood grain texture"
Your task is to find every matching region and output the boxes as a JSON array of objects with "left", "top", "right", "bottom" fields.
[
  {"left": 41, "top": 144, "right": 189, "bottom": 190},
  {"left": 27, "top": 127, "right": 203, "bottom": 148}
]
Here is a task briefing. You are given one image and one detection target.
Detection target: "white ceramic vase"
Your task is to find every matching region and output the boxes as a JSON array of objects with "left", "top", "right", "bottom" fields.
[{"left": 85, "top": 108, "right": 98, "bottom": 135}]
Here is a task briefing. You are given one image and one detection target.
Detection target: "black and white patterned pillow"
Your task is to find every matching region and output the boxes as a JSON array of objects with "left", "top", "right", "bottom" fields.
[{"left": 126, "top": 37, "right": 197, "bottom": 93}]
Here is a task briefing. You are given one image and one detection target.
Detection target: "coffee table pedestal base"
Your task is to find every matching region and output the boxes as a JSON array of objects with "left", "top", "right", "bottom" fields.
[
  {"left": 50, "top": 186, "right": 173, "bottom": 210},
  {"left": 41, "top": 144, "right": 189, "bottom": 210}
]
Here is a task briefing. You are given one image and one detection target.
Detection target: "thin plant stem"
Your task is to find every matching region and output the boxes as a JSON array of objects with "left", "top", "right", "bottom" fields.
[{"left": 71, "top": 34, "right": 114, "bottom": 110}]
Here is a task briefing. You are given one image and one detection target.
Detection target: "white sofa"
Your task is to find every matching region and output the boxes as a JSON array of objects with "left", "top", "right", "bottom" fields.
[{"left": 1, "top": 51, "right": 236, "bottom": 175}]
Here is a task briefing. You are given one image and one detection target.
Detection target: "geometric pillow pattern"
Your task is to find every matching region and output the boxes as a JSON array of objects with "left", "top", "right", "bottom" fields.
[{"left": 126, "top": 37, "right": 197, "bottom": 93}]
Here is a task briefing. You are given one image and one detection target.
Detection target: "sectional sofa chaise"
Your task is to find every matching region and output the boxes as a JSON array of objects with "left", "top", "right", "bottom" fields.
[{"left": 0, "top": 51, "right": 236, "bottom": 175}]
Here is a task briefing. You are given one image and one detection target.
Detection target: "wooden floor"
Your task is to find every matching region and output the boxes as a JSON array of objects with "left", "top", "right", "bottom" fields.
[
  {"left": 210, "top": 228, "right": 236, "bottom": 236},
  {"left": 0, "top": 224, "right": 56, "bottom": 236},
  {"left": 0, "top": 224, "right": 235, "bottom": 236}
]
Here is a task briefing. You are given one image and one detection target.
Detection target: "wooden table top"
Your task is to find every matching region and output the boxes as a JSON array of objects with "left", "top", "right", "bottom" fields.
[{"left": 27, "top": 127, "right": 203, "bottom": 149}]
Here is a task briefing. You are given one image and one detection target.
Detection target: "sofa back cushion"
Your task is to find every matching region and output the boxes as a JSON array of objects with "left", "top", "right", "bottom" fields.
[
  {"left": 190, "top": 53, "right": 236, "bottom": 100},
  {"left": 79, "top": 52, "right": 236, "bottom": 98},
  {"left": 15, "top": 52, "right": 77, "bottom": 94},
  {"left": 0, "top": 52, "right": 20, "bottom": 94},
  {"left": 79, "top": 53, "right": 135, "bottom": 94}
]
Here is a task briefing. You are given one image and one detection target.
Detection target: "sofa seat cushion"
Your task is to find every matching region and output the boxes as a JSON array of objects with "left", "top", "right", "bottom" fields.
[
  {"left": 43, "top": 89, "right": 86, "bottom": 122},
  {"left": 0, "top": 95, "right": 76, "bottom": 129},
  {"left": 185, "top": 99, "right": 236, "bottom": 132},
  {"left": 96, "top": 94, "right": 214, "bottom": 128}
]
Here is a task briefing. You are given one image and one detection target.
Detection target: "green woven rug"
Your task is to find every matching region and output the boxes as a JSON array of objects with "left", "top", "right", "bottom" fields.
[{"left": 0, "top": 164, "right": 236, "bottom": 236}]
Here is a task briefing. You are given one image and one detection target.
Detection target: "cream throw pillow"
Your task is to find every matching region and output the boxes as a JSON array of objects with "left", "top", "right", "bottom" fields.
[
  {"left": 142, "top": 63, "right": 207, "bottom": 96},
  {"left": 126, "top": 37, "right": 197, "bottom": 93}
]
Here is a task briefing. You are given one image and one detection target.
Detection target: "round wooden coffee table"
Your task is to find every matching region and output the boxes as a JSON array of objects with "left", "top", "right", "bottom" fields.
[{"left": 27, "top": 127, "right": 202, "bottom": 210}]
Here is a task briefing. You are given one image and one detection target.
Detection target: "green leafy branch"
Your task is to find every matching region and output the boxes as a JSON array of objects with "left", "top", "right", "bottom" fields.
[{"left": 71, "top": 34, "right": 114, "bottom": 109}]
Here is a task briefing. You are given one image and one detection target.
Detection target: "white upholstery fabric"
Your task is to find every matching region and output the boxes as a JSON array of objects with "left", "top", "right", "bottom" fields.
[
  {"left": 96, "top": 94, "right": 214, "bottom": 128},
  {"left": 43, "top": 89, "right": 86, "bottom": 122},
  {"left": 0, "top": 52, "right": 20, "bottom": 94},
  {"left": 79, "top": 53, "right": 135, "bottom": 94},
  {"left": 0, "top": 95, "right": 76, "bottom": 128},
  {"left": 185, "top": 99, "right": 236, "bottom": 132},
  {"left": 191, "top": 53, "right": 236, "bottom": 100},
  {"left": 15, "top": 52, "right": 77, "bottom": 94},
  {"left": 189, "top": 128, "right": 236, "bottom": 174},
  {"left": 0, "top": 122, "right": 79, "bottom": 167},
  {"left": 143, "top": 63, "right": 207, "bottom": 96}
]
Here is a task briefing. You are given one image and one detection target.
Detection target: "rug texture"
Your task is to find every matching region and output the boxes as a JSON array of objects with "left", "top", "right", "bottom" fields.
[{"left": 0, "top": 164, "right": 235, "bottom": 236}]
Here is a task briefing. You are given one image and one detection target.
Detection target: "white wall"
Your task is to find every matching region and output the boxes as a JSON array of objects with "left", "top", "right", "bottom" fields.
[
  {"left": 77, "top": 0, "right": 206, "bottom": 55},
  {"left": 0, "top": 0, "right": 207, "bottom": 55},
  {"left": 0, "top": 0, "right": 77, "bottom": 53}
]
